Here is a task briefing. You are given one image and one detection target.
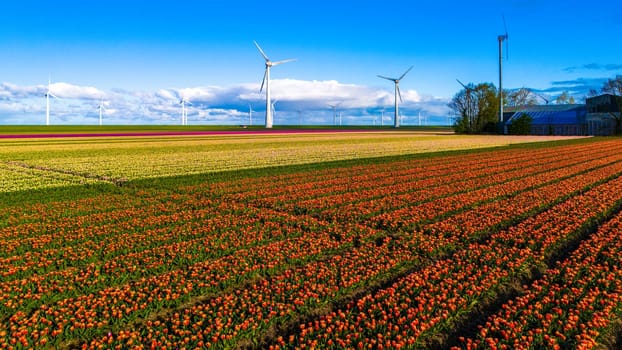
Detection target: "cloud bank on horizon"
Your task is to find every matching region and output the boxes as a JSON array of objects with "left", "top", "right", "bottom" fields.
[{"left": 0, "top": 79, "right": 450, "bottom": 126}]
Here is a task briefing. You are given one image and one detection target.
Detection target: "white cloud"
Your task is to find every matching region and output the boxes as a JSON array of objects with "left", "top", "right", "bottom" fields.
[
  {"left": 50, "top": 82, "right": 105, "bottom": 100},
  {"left": 0, "top": 79, "right": 451, "bottom": 125}
]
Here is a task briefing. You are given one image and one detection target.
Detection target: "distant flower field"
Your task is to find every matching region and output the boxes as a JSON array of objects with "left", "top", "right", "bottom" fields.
[
  {"left": 0, "top": 132, "right": 578, "bottom": 192},
  {"left": 1, "top": 131, "right": 621, "bottom": 349}
]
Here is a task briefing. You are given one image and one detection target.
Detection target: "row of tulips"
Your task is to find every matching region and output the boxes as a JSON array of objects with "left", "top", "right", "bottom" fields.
[
  {"left": 419, "top": 156, "right": 622, "bottom": 247},
  {"left": 5, "top": 141, "right": 614, "bottom": 282},
  {"left": 67, "top": 143, "right": 622, "bottom": 348},
  {"left": 270, "top": 163, "right": 622, "bottom": 349},
  {"left": 0, "top": 205, "right": 326, "bottom": 315},
  {"left": 226, "top": 141, "right": 615, "bottom": 213},
  {"left": 0, "top": 161, "right": 105, "bottom": 193},
  {"left": 290, "top": 146, "right": 604, "bottom": 223},
  {"left": 2, "top": 140, "right": 622, "bottom": 348},
  {"left": 0, "top": 214, "right": 380, "bottom": 348},
  {"left": 457, "top": 204, "right": 622, "bottom": 349},
  {"left": 216, "top": 140, "right": 616, "bottom": 202},
  {"left": 233, "top": 142, "right": 622, "bottom": 227}
]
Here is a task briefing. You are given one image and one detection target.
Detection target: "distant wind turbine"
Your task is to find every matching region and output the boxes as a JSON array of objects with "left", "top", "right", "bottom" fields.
[
  {"left": 254, "top": 40, "right": 295, "bottom": 128},
  {"left": 248, "top": 104, "right": 253, "bottom": 126},
  {"left": 297, "top": 109, "right": 303, "bottom": 125},
  {"left": 179, "top": 95, "right": 192, "bottom": 126},
  {"left": 44, "top": 77, "right": 59, "bottom": 126},
  {"left": 381, "top": 107, "right": 385, "bottom": 127},
  {"left": 97, "top": 99, "right": 107, "bottom": 126},
  {"left": 271, "top": 99, "right": 278, "bottom": 122},
  {"left": 378, "top": 66, "right": 413, "bottom": 128},
  {"left": 327, "top": 103, "right": 341, "bottom": 126}
]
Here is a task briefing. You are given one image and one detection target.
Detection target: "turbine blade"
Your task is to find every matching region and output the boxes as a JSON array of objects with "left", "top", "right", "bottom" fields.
[
  {"left": 397, "top": 85, "right": 403, "bottom": 103},
  {"left": 272, "top": 58, "right": 296, "bottom": 66},
  {"left": 398, "top": 66, "right": 414, "bottom": 80},
  {"left": 259, "top": 69, "right": 268, "bottom": 93},
  {"left": 253, "top": 40, "right": 270, "bottom": 61},
  {"left": 502, "top": 14, "right": 508, "bottom": 36},
  {"left": 456, "top": 79, "right": 467, "bottom": 89},
  {"left": 377, "top": 75, "right": 395, "bottom": 81},
  {"left": 49, "top": 93, "right": 59, "bottom": 99}
]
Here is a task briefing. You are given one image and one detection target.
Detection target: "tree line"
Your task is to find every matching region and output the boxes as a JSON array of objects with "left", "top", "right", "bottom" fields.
[{"left": 449, "top": 75, "right": 622, "bottom": 135}]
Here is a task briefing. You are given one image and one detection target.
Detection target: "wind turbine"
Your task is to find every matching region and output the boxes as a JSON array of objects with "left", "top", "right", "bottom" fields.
[
  {"left": 254, "top": 40, "right": 295, "bottom": 128},
  {"left": 328, "top": 103, "right": 340, "bottom": 126},
  {"left": 530, "top": 89, "right": 550, "bottom": 105},
  {"left": 97, "top": 98, "right": 106, "bottom": 126},
  {"left": 44, "top": 77, "right": 59, "bottom": 126},
  {"left": 498, "top": 15, "right": 509, "bottom": 131},
  {"left": 179, "top": 96, "right": 192, "bottom": 126},
  {"left": 248, "top": 104, "right": 253, "bottom": 126},
  {"left": 297, "top": 109, "right": 303, "bottom": 125},
  {"left": 378, "top": 66, "right": 413, "bottom": 128},
  {"left": 380, "top": 107, "right": 385, "bottom": 127},
  {"left": 271, "top": 99, "right": 278, "bottom": 122}
]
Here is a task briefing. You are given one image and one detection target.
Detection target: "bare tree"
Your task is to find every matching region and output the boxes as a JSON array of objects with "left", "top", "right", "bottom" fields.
[
  {"left": 555, "top": 91, "right": 570, "bottom": 104},
  {"left": 506, "top": 87, "right": 537, "bottom": 106}
]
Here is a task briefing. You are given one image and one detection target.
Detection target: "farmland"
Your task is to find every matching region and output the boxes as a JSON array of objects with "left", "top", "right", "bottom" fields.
[{"left": 1, "top": 131, "right": 622, "bottom": 349}]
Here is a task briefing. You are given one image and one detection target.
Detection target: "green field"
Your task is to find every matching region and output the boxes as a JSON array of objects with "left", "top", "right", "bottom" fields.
[{"left": 0, "top": 125, "right": 454, "bottom": 134}]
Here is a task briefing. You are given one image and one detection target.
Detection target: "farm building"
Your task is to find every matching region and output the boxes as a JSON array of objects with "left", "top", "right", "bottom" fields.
[
  {"left": 585, "top": 94, "right": 622, "bottom": 135},
  {"left": 504, "top": 104, "right": 587, "bottom": 136},
  {"left": 503, "top": 93, "right": 621, "bottom": 136}
]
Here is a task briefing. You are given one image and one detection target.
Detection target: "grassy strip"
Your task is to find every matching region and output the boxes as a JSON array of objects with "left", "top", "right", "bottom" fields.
[{"left": 0, "top": 125, "right": 454, "bottom": 134}]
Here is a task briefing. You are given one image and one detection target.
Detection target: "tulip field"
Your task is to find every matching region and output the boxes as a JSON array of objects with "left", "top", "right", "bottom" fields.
[{"left": 1, "top": 131, "right": 622, "bottom": 349}]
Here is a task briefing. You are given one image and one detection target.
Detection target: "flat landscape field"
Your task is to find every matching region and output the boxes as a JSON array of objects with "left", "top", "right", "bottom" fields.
[
  {"left": 1, "top": 130, "right": 621, "bottom": 349},
  {"left": 0, "top": 129, "right": 578, "bottom": 192}
]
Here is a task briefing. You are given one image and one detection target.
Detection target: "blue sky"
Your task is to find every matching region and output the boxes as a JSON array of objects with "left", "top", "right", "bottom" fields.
[{"left": 0, "top": 0, "right": 620, "bottom": 125}]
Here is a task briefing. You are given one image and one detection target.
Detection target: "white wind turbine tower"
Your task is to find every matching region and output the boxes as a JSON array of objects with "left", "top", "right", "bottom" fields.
[
  {"left": 97, "top": 98, "right": 107, "bottom": 126},
  {"left": 297, "top": 109, "right": 303, "bottom": 125},
  {"left": 271, "top": 99, "right": 278, "bottom": 122},
  {"left": 381, "top": 107, "right": 385, "bottom": 127},
  {"left": 254, "top": 41, "right": 295, "bottom": 128},
  {"left": 378, "top": 66, "right": 413, "bottom": 128},
  {"left": 44, "top": 77, "right": 59, "bottom": 126},
  {"left": 327, "top": 103, "right": 340, "bottom": 126},
  {"left": 498, "top": 15, "right": 509, "bottom": 132},
  {"left": 248, "top": 104, "right": 253, "bottom": 126},
  {"left": 179, "top": 95, "right": 192, "bottom": 126}
]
